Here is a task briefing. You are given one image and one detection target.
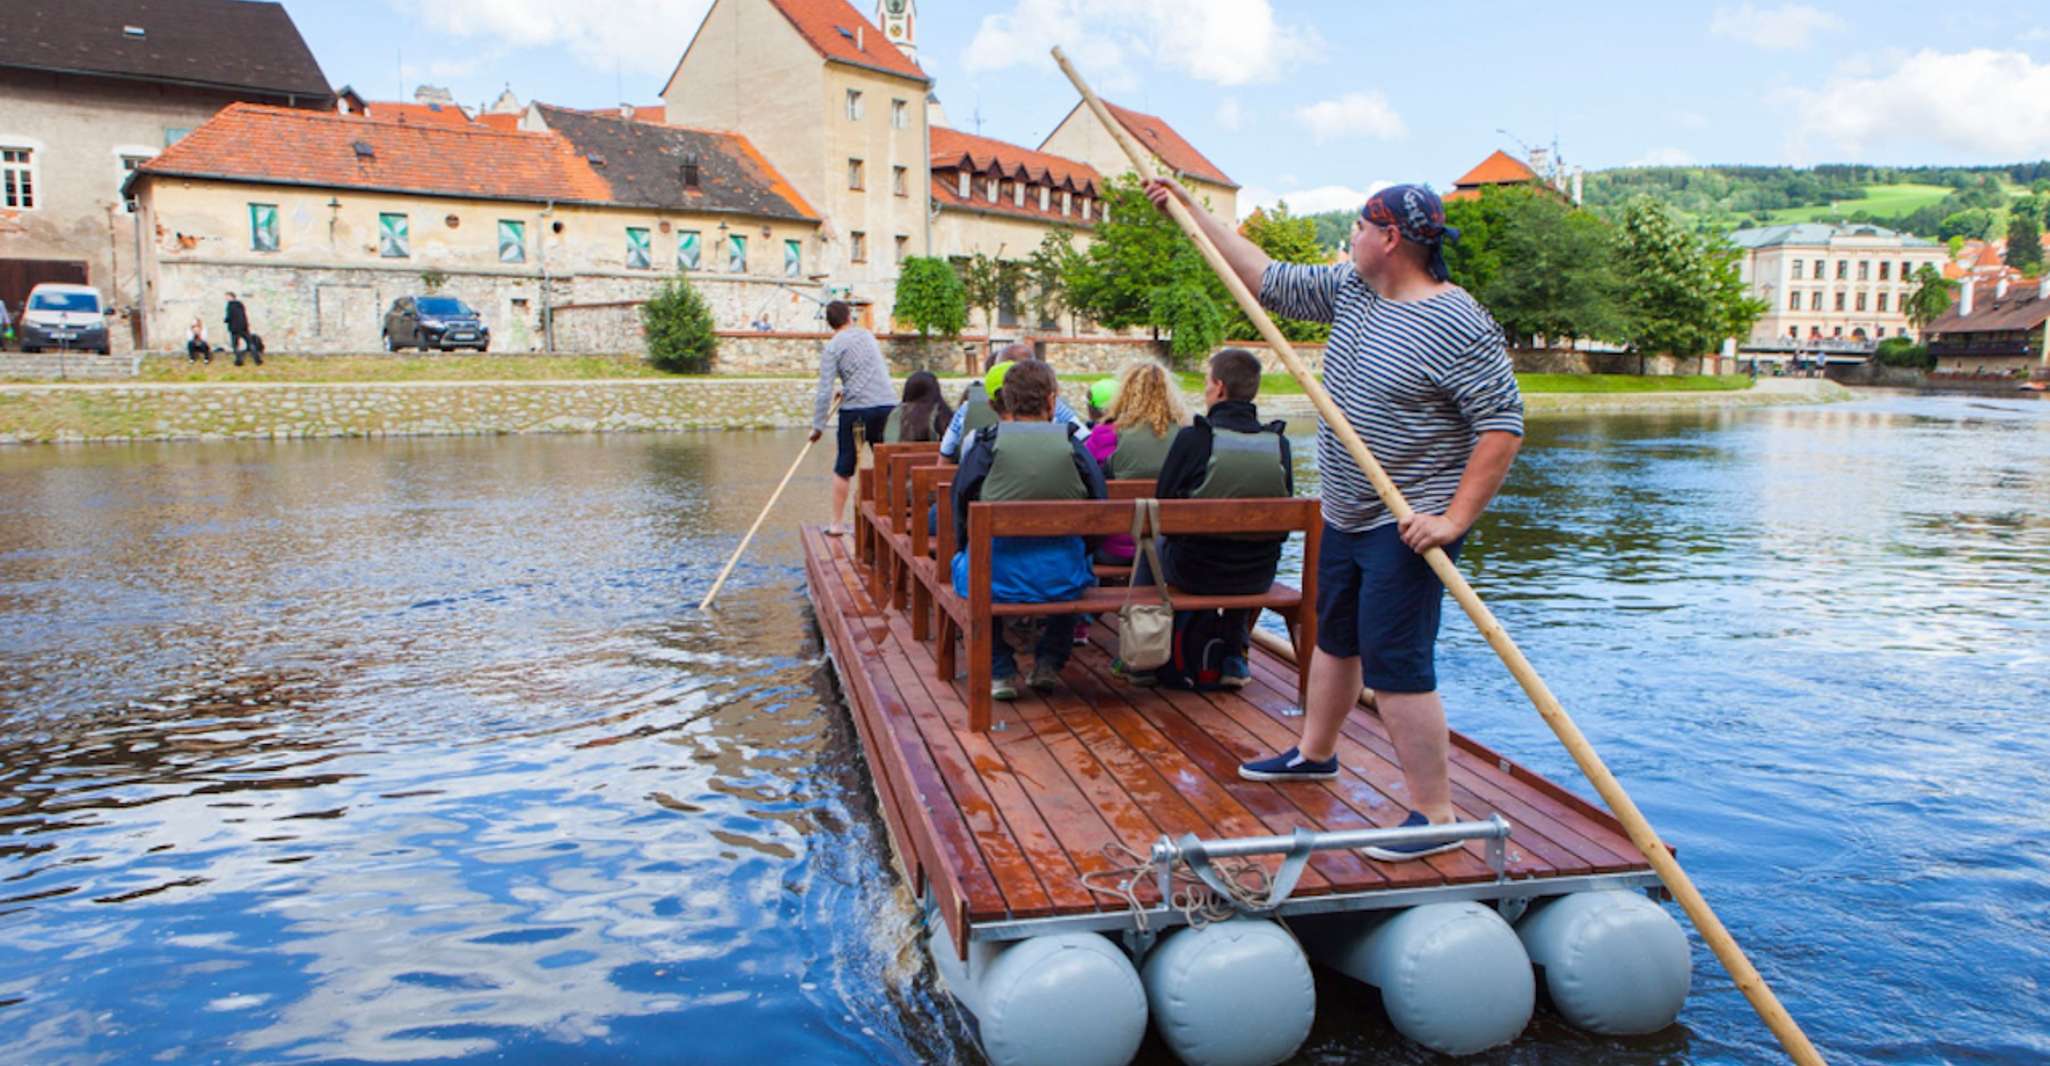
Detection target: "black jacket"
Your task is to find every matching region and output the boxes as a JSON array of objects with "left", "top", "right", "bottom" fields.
[
  {"left": 952, "top": 420, "right": 1108, "bottom": 541},
  {"left": 1153, "top": 399, "right": 1294, "bottom": 594},
  {"left": 224, "top": 300, "right": 249, "bottom": 333}
]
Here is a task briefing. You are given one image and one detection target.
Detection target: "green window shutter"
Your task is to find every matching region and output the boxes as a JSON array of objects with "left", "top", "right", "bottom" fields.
[
  {"left": 678, "top": 230, "right": 700, "bottom": 270},
  {"left": 379, "top": 213, "right": 409, "bottom": 258},
  {"left": 626, "top": 227, "right": 652, "bottom": 269},
  {"left": 728, "top": 234, "right": 746, "bottom": 273},
  {"left": 498, "top": 220, "right": 525, "bottom": 263},
  {"left": 784, "top": 239, "right": 801, "bottom": 278},
  {"left": 249, "top": 203, "right": 278, "bottom": 251}
]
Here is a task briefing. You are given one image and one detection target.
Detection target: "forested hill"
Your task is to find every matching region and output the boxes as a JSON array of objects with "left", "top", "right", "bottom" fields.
[{"left": 1578, "top": 162, "right": 2050, "bottom": 236}]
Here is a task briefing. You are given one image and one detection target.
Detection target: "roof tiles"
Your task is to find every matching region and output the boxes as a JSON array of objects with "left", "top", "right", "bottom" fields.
[
  {"left": 0, "top": 0, "right": 330, "bottom": 101},
  {"left": 765, "top": 0, "right": 926, "bottom": 82},
  {"left": 1097, "top": 100, "right": 1235, "bottom": 188},
  {"left": 1452, "top": 150, "right": 1537, "bottom": 189},
  {"left": 930, "top": 127, "right": 1102, "bottom": 194}
]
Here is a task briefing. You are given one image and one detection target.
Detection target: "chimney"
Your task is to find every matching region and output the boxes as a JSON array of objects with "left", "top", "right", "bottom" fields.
[
  {"left": 619, "top": 103, "right": 635, "bottom": 121},
  {"left": 2039, "top": 276, "right": 2048, "bottom": 300},
  {"left": 857, "top": 25, "right": 864, "bottom": 51},
  {"left": 1571, "top": 167, "right": 1584, "bottom": 206},
  {"left": 1960, "top": 280, "right": 1974, "bottom": 317},
  {"left": 1996, "top": 276, "right": 2009, "bottom": 300}
]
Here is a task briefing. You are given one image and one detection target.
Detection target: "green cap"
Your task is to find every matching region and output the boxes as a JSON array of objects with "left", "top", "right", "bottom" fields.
[
  {"left": 1089, "top": 378, "right": 1117, "bottom": 411},
  {"left": 984, "top": 360, "right": 1015, "bottom": 398}
]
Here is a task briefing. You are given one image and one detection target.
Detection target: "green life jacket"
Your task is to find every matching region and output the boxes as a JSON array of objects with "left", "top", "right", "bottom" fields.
[
  {"left": 882, "top": 407, "right": 903, "bottom": 443},
  {"left": 984, "top": 422, "right": 1088, "bottom": 502},
  {"left": 1108, "top": 423, "right": 1176, "bottom": 481},
  {"left": 962, "top": 381, "right": 999, "bottom": 432},
  {"left": 1193, "top": 426, "right": 1289, "bottom": 500}
]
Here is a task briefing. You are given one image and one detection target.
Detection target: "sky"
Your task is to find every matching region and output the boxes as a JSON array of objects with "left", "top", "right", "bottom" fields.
[{"left": 281, "top": 0, "right": 2050, "bottom": 218}]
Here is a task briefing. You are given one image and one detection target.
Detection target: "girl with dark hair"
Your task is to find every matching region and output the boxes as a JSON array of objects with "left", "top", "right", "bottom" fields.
[{"left": 884, "top": 369, "right": 954, "bottom": 443}]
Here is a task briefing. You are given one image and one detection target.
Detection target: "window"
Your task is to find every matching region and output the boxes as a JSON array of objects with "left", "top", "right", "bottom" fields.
[
  {"left": 626, "top": 226, "right": 652, "bottom": 269},
  {"left": 1856, "top": 260, "right": 1869, "bottom": 281},
  {"left": 1788, "top": 290, "right": 1801, "bottom": 310},
  {"left": 1876, "top": 327, "right": 1887, "bottom": 338},
  {"left": 784, "top": 238, "right": 802, "bottom": 278},
  {"left": 1061, "top": 190, "right": 1072, "bottom": 216},
  {"left": 957, "top": 171, "right": 970, "bottom": 197},
  {"left": 1791, "top": 260, "right": 1803, "bottom": 280},
  {"left": 1833, "top": 292, "right": 1845, "bottom": 311},
  {"left": 1038, "top": 186, "right": 1050, "bottom": 211},
  {"left": 118, "top": 152, "right": 153, "bottom": 211},
  {"left": 850, "top": 230, "right": 867, "bottom": 263},
  {"left": 1854, "top": 292, "right": 1866, "bottom": 311},
  {"left": 848, "top": 158, "right": 864, "bottom": 190},
  {"left": 895, "top": 234, "right": 909, "bottom": 262},
  {"left": 163, "top": 127, "right": 191, "bottom": 146},
  {"left": 1832, "top": 326, "right": 1842, "bottom": 338},
  {"left": 1876, "top": 293, "right": 1888, "bottom": 312},
  {"left": 498, "top": 219, "right": 526, "bottom": 263},
  {"left": 845, "top": 89, "right": 863, "bottom": 120},
  {"left": 1900, "top": 260, "right": 1911, "bottom": 278},
  {"left": 727, "top": 233, "right": 746, "bottom": 273},
  {"left": 1813, "top": 259, "right": 1824, "bottom": 277},
  {"left": 1878, "top": 261, "right": 1890, "bottom": 281},
  {"left": 891, "top": 99, "right": 908, "bottom": 129},
  {"left": 1810, "top": 291, "right": 1822, "bottom": 310},
  {"left": 891, "top": 165, "right": 908, "bottom": 198},
  {"left": 985, "top": 176, "right": 998, "bottom": 203},
  {"left": 378, "top": 212, "right": 409, "bottom": 257},
  {"left": 1835, "top": 260, "right": 1847, "bottom": 280},
  {"left": 248, "top": 203, "right": 279, "bottom": 251},
  {"left": 678, "top": 229, "right": 701, "bottom": 270},
  {"left": 1, "top": 146, "right": 34, "bottom": 209}
]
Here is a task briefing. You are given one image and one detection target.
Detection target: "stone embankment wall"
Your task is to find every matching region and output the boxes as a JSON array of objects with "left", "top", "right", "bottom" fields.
[{"left": 0, "top": 377, "right": 1849, "bottom": 445}]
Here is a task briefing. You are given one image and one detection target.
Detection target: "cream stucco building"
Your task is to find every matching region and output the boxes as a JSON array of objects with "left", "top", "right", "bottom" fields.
[{"left": 1730, "top": 223, "right": 1948, "bottom": 351}]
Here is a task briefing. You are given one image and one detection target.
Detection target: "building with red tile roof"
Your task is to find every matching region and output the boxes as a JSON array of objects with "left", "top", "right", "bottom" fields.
[
  {"left": 1039, "top": 97, "right": 1238, "bottom": 215},
  {"left": 760, "top": 0, "right": 928, "bottom": 82},
  {"left": 364, "top": 100, "right": 475, "bottom": 127},
  {"left": 1924, "top": 275, "right": 2050, "bottom": 374}
]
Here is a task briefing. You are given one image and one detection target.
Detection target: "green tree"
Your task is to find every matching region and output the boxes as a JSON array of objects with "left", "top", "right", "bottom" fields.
[
  {"left": 1442, "top": 193, "right": 1507, "bottom": 296},
  {"left": 1938, "top": 208, "right": 1996, "bottom": 241},
  {"left": 893, "top": 256, "right": 967, "bottom": 339},
  {"left": 1874, "top": 336, "right": 1933, "bottom": 370},
  {"left": 1064, "top": 173, "right": 1193, "bottom": 331},
  {"left": 2005, "top": 210, "right": 2043, "bottom": 273},
  {"left": 956, "top": 252, "right": 1006, "bottom": 335},
  {"left": 1218, "top": 203, "right": 1330, "bottom": 343},
  {"left": 1468, "top": 187, "right": 1625, "bottom": 346},
  {"left": 1905, "top": 264, "right": 1956, "bottom": 331},
  {"left": 640, "top": 276, "right": 718, "bottom": 373},
  {"left": 1616, "top": 197, "right": 1762, "bottom": 364},
  {"left": 1025, "top": 229, "right": 1081, "bottom": 331},
  {"left": 1149, "top": 260, "right": 1226, "bottom": 363}
]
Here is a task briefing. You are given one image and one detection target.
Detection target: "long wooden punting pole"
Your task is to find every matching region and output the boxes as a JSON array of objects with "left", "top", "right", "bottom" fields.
[
  {"left": 1050, "top": 47, "right": 1823, "bottom": 1065},
  {"left": 699, "top": 396, "right": 839, "bottom": 611}
]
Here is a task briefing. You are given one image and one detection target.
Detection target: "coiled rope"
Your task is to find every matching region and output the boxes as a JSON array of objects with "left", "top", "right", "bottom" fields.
[{"left": 1078, "top": 842, "right": 1274, "bottom": 932}]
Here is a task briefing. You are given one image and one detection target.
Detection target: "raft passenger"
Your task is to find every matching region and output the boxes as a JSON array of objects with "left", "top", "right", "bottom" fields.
[
  {"left": 883, "top": 370, "right": 953, "bottom": 443},
  {"left": 939, "top": 343, "right": 1087, "bottom": 461},
  {"left": 950, "top": 359, "right": 1107, "bottom": 700}
]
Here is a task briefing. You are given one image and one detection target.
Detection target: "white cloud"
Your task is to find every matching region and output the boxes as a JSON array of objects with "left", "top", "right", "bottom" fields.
[
  {"left": 404, "top": 0, "right": 712, "bottom": 81},
  {"left": 1709, "top": 4, "right": 1843, "bottom": 49},
  {"left": 1631, "top": 147, "right": 1696, "bottom": 166},
  {"left": 1788, "top": 49, "right": 2050, "bottom": 158},
  {"left": 1295, "top": 92, "right": 1406, "bottom": 144},
  {"left": 965, "top": 0, "right": 1318, "bottom": 87},
  {"left": 1215, "top": 97, "right": 1243, "bottom": 132},
  {"left": 1237, "top": 181, "right": 1393, "bottom": 221}
]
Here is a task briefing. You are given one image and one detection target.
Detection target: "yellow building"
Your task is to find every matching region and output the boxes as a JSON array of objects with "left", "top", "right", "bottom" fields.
[
  {"left": 1730, "top": 223, "right": 1949, "bottom": 352},
  {"left": 1039, "top": 98, "right": 1238, "bottom": 222},
  {"left": 125, "top": 103, "right": 818, "bottom": 352}
]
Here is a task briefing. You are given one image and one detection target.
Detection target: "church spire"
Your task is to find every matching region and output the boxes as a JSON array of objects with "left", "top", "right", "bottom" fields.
[{"left": 874, "top": 0, "right": 916, "bottom": 63}]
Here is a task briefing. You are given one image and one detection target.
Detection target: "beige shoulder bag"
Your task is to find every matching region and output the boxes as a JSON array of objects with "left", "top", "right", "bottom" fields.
[{"left": 1116, "top": 498, "right": 1175, "bottom": 670}]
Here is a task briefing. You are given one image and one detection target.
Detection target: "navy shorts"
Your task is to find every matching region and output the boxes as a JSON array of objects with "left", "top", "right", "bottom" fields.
[
  {"left": 1315, "top": 521, "right": 1463, "bottom": 693},
  {"left": 835, "top": 404, "right": 893, "bottom": 478}
]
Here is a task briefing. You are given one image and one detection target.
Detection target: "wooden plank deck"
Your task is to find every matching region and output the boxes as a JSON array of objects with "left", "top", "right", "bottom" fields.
[{"left": 800, "top": 524, "right": 1653, "bottom": 953}]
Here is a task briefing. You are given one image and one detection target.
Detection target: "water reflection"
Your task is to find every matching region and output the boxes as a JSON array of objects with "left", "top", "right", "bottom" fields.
[{"left": 1, "top": 397, "right": 2046, "bottom": 1065}]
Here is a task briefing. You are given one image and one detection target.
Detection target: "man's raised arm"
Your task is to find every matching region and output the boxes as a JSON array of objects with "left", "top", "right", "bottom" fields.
[{"left": 1144, "top": 179, "right": 1270, "bottom": 293}]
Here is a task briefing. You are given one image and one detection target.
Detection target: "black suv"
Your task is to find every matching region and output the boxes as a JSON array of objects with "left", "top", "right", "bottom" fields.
[{"left": 382, "top": 296, "right": 489, "bottom": 352}]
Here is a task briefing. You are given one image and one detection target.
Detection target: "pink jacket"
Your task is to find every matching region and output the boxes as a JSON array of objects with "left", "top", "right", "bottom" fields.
[{"left": 1084, "top": 423, "right": 1134, "bottom": 564}]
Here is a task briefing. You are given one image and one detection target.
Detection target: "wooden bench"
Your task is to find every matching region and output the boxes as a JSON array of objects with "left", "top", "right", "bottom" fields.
[
  {"left": 856, "top": 441, "right": 941, "bottom": 591},
  {"left": 871, "top": 444, "right": 947, "bottom": 608},
  {"left": 924, "top": 492, "right": 1322, "bottom": 731}
]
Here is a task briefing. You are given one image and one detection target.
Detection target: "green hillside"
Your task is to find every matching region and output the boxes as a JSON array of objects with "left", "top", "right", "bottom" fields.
[{"left": 1762, "top": 182, "right": 1951, "bottom": 223}]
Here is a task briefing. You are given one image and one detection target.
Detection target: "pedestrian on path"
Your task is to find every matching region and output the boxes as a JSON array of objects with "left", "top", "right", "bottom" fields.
[
  {"left": 1149, "top": 178, "right": 1525, "bottom": 861},
  {"left": 223, "top": 292, "right": 261, "bottom": 365},
  {"left": 186, "top": 317, "right": 212, "bottom": 363},
  {"left": 808, "top": 299, "right": 896, "bottom": 535}
]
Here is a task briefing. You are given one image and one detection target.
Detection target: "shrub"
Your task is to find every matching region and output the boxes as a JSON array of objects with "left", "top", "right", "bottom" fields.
[
  {"left": 893, "top": 256, "right": 967, "bottom": 338},
  {"left": 1874, "top": 336, "right": 1932, "bottom": 370},
  {"left": 641, "top": 276, "right": 718, "bottom": 373}
]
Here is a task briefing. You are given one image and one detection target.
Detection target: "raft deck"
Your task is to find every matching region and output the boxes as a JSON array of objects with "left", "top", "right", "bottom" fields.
[{"left": 801, "top": 525, "right": 1659, "bottom": 956}]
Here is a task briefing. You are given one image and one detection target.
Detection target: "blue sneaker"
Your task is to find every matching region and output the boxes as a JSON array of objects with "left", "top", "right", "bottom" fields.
[
  {"left": 1218, "top": 654, "right": 1251, "bottom": 690},
  {"left": 1238, "top": 747, "right": 1338, "bottom": 782},
  {"left": 1361, "top": 809, "right": 1462, "bottom": 862}
]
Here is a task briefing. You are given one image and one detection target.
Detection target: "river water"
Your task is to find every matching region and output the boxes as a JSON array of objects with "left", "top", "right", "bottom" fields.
[{"left": 0, "top": 393, "right": 2043, "bottom": 1065}]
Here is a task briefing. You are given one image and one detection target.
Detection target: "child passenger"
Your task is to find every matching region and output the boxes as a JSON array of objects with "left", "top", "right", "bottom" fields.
[{"left": 950, "top": 359, "right": 1107, "bottom": 699}]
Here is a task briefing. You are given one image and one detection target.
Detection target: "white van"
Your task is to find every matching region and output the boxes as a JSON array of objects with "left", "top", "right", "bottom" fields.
[{"left": 20, "top": 284, "right": 111, "bottom": 354}]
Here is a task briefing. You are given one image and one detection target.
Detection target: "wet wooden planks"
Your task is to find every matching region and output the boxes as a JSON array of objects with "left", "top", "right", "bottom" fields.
[{"left": 801, "top": 526, "right": 1651, "bottom": 950}]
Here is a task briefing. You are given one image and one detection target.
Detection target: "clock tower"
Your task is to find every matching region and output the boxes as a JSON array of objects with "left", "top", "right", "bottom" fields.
[{"left": 875, "top": 0, "right": 916, "bottom": 63}]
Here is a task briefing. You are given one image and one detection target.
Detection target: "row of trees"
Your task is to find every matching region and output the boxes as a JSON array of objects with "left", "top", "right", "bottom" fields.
[{"left": 1442, "top": 187, "right": 1764, "bottom": 358}]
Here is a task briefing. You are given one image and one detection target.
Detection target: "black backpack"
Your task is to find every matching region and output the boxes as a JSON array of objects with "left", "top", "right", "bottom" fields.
[{"left": 1156, "top": 609, "right": 1241, "bottom": 690}]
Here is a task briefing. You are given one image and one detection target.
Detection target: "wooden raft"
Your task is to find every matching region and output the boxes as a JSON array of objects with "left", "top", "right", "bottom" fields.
[{"left": 801, "top": 524, "right": 1655, "bottom": 958}]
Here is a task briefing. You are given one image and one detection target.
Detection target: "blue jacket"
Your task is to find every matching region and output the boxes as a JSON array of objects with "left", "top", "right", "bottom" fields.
[{"left": 950, "top": 421, "right": 1107, "bottom": 603}]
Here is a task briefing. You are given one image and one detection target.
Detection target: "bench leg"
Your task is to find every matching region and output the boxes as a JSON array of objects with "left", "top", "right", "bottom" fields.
[
  {"left": 891, "top": 552, "right": 911, "bottom": 611},
  {"left": 967, "top": 617, "right": 992, "bottom": 732},
  {"left": 912, "top": 579, "right": 932, "bottom": 642},
  {"left": 936, "top": 612, "right": 957, "bottom": 685}
]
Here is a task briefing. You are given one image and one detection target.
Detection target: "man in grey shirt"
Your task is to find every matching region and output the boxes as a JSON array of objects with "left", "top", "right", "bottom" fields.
[{"left": 809, "top": 300, "right": 897, "bottom": 534}]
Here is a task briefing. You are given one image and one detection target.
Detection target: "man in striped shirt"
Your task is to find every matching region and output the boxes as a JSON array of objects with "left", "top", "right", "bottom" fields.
[{"left": 1147, "top": 179, "right": 1523, "bottom": 860}]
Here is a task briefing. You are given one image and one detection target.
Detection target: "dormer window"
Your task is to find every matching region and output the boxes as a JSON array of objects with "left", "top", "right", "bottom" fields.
[
  {"left": 1038, "top": 186, "right": 1048, "bottom": 211},
  {"left": 1012, "top": 181, "right": 1024, "bottom": 207},
  {"left": 123, "top": 25, "right": 146, "bottom": 39},
  {"left": 957, "top": 171, "right": 969, "bottom": 198},
  {"left": 1061, "top": 190, "right": 1071, "bottom": 216},
  {"left": 681, "top": 154, "right": 699, "bottom": 189}
]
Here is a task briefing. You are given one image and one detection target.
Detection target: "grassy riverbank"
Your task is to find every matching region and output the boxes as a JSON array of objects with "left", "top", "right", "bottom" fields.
[{"left": 1064, "top": 371, "right": 1752, "bottom": 396}]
